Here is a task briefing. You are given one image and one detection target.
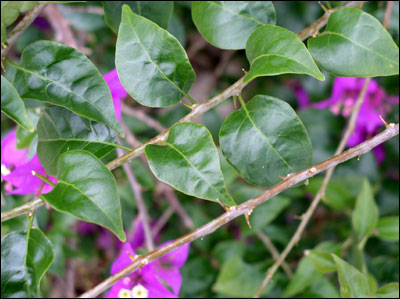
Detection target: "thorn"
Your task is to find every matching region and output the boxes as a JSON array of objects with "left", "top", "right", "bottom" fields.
[
  {"left": 139, "top": 257, "right": 149, "bottom": 269},
  {"left": 357, "top": 155, "right": 361, "bottom": 161},
  {"left": 128, "top": 252, "right": 138, "bottom": 262},
  {"left": 304, "top": 179, "right": 309, "bottom": 186},
  {"left": 241, "top": 68, "right": 248, "bottom": 75},
  {"left": 294, "top": 214, "right": 305, "bottom": 221},
  {"left": 280, "top": 173, "right": 294, "bottom": 180},
  {"left": 312, "top": 30, "right": 319, "bottom": 38},
  {"left": 379, "top": 115, "right": 390, "bottom": 128},
  {"left": 244, "top": 213, "right": 252, "bottom": 229},
  {"left": 181, "top": 101, "right": 194, "bottom": 109},
  {"left": 318, "top": 1, "right": 329, "bottom": 13}
]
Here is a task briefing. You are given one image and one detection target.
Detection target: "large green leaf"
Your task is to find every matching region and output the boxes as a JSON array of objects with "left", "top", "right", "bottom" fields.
[
  {"left": 116, "top": 5, "right": 195, "bottom": 107},
  {"left": 145, "top": 122, "right": 235, "bottom": 206},
  {"left": 332, "top": 254, "right": 370, "bottom": 298},
  {"left": 213, "top": 256, "right": 267, "bottom": 297},
  {"left": 102, "top": 1, "right": 173, "bottom": 33},
  {"left": 351, "top": 179, "right": 379, "bottom": 241},
  {"left": 245, "top": 25, "right": 325, "bottom": 82},
  {"left": 220, "top": 95, "right": 312, "bottom": 187},
  {"left": 12, "top": 41, "right": 123, "bottom": 136},
  {"left": 308, "top": 8, "right": 399, "bottom": 77},
  {"left": 191, "top": 1, "right": 275, "bottom": 50},
  {"left": 37, "top": 106, "right": 125, "bottom": 177},
  {"left": 376, "top": 216, "right": 399, "bottom": 242},
  {"left": 1, "top": 229, "right": 54, "bottom": 298},
  {"left": 1, "top": 75, "right": 33, "bottom": 131},
  {"left": 376, "top": 283, "right": 399, "bottom": 298},
  {"left": 41, "top": 150, "right": 126, "bottom": 241}
]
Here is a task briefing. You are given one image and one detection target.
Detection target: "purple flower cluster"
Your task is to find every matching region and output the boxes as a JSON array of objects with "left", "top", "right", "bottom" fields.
[
  {"left": 1, "top": 130, "right": 56, "bottom": 195},
  {"left": 292, "top": 77, "right": 398, "bottom": 163}
]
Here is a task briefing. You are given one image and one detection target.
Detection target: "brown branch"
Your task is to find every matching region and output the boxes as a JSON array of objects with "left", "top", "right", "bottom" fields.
[
  {"left": 254, "top": 78, "right": 372, "bottom": 297},
  {"left": 79, "top": 123, "right": 399, "bottom": 298},
  {"left": 1, "top": 4, "right": 47, "bottom": 61}
]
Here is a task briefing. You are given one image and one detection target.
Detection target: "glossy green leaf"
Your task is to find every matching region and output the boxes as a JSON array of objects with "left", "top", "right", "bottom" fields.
[
  {"left": 192, "top": 1, "right": 276, "bottom": 50},
  {"left": 213, "top": 256, "right": 266, "bottom": 297},
  {"left": 42, "top": 150, "right": 126, "bottom": 241},
  {"left": 308, "top": 8, "right": 399, "bottom": 77},
  {"left": 332, "top": 254, "right": 370, "bottom": 298},
  {"left": 1, "top": 1, "right": 28, "bottom": 43},
  {"left": 377, "top": 216, "right": 399, "bottom": 242},
  {"left": 376, "top": 283, "right": 399, "bottom": 298},
  {"left": 145, "top": 122, "right": 235, "bottom": 206},
  {"left": 220, "top": 95, "right": 312, "bottom": 187},
  {"left": 16, "top": 110, "right": 40, "bottom": 149},
  {"left": 102, "top": 1, "right": 173, "bottom": 33},
  {"left": 1, "top": 75, "right": 33, "bottom": 131},
  {"left": 308, "top": 250, "right": 336, "bottom": 273},
  {"left": 352, "top": 179, "right": 379, "bottom": 240},
  {"left": 116, "top": 5, "right": 196, "bottom": 107},
  {"left": 36, "top": 106, "right": 125, "bottom": 176},
  {"left": 1, "top": 229, "right": 54, "bottom": 298},
  {"left": 244, "top": 25, "right": 325, "bottom": 82},
  {"left": 12, "top": 40, "right": 123, "bottom": 136}
]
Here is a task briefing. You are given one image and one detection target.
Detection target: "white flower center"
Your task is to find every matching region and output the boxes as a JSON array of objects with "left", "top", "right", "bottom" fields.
[
  {"left": 118, "top": 288, "right": 132, "bottom": 298},
  {"left": 1, "top": 164, "right": 10, "bottom": 176},
  {"left": 131, "top": 284, "right": 149, "bottom": 298}
]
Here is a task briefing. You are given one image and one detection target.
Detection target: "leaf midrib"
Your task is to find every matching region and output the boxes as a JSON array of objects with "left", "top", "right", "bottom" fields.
[
  {"left": 165, "top": 141, "right": 231, "bottom": 202},
  {"left": 240, "top": 103, "right": 295, "bottom": 172}
]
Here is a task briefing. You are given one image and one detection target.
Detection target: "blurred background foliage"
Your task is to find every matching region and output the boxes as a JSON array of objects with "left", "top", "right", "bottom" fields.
[{"left": 1, "top": 1, "right": 399, "bottom": 297}]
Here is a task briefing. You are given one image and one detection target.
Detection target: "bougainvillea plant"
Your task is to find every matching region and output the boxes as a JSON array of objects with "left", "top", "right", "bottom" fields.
[{"left": 1, "top": 1, "right": 399, "bottom": 298}]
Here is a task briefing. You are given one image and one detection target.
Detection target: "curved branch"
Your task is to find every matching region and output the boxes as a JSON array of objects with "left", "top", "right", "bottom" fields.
[{"left": 79, "top": 123, "right": 399, "bottom": 298}]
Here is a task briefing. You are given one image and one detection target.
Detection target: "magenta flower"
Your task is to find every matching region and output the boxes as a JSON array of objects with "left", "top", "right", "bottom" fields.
[
  {"left": 105, "top": 242, "right": 190, "bottom": 298},
  {"left": 103, "top": 69, "right": 127, "bottom": 122},
  {"left": 296, "top": 77, "right": 398, "bottom": 164},
  {"left": 1, "top": 130, "right": 56, "bottom": 195}
]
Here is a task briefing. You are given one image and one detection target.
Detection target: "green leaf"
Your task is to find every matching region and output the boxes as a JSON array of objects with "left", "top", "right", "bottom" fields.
[
  {"left": 16, "top": 109, "right": 40, "bottom": 149},
  {"left": 332, "top": 254, "right": 370, "bottom": 298},
  {"left": 102, "top": 1, "right": 173, "bottom": 33},
  {"left": 1, "top": 75, "right": 33, "bottom": 131},
  {"left": 377, "top": 216, "right": 399, "bottom": 242},
  {"left": 41, "top": 150, "right": 126, "bottom": 241},
  {"left": 213, "top": 256, "right": 266, "bottom": 297},
  {"left": 245, "top": 25, "right": 325, "bottom": 82},
  {"left": 145, "top": 122, "right": 235, "bottom": 206},
  {"left": 308, "top": 8, "right": 399, "bottom": 77},
  {"left": 191, "top": 1, "right": 276, "bottom": 50},
  {"left": 37, "top": 106, "right": 124, "bottom": 177},
  {"left": 352, "top": 179, "right": 379, "bottom": 241},
  {"left": 308, "top": 250, "right": 337, "bottom": 273},
  {"left": 116, "top": 5, "right": 196, "bottom": 107},
  {"left": 376, "top": 283, "right": 399, "bottom": 298},
  {"left": 1, "top": 1, "right": 25, "bottom": 43},
  {"left": 12, "top": 40, "right": 123, "bottom": 136},
  {"left": 219, "top": 95, "right": 312, "bottom": 187},
  {"left": 1, "top": 229, "right": 54, "bottom": 298}
]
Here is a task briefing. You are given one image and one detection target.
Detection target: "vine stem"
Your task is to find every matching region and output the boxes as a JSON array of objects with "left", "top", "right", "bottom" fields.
[
  {"left": 1, "top": 4, "right": 47, "bottom": 61},
  {"left": 253, "top": 77, "right": 372, "bottom": 297},
  {"left": 0, "top": 0, "right": 363, "bottom": 222},
  {"left": 79, "top": 123, "right": 399, "bottom": 298}
]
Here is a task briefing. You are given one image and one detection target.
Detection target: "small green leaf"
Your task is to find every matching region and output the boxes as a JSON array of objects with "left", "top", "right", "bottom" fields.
[
  {"left": 16, "top": 110, "right": 40, "bottom": 149},
  {"left": 377, "top": 216, "right": 399, "bottom": 242},
  {"left": 102, "top": 1, "right": 173, "bottom": 33},
  {"left": 145, "top": 122, "right": 235, "bottom": 206},
  {"left": 42, "top": 150, "right": 126, "bottom": 241},
  {"left": 1, "top": 75, "right": 33, "bottom": 131},
  {"left": 376, "top": 283, "right": 399, "bottom": 298},
  {"left": 219, "top": 95, "right": 312, "bottom": 187},
  {"left": 332, "top": 254, "right": 370, "bottom": 298},
  {"left": 1, "top": 229, "right": 55, "bottom": 298},
  {"left": 308, "top": 8, "right": 399, "bottom": 77},
  {"left": 116, "top": 5, "right": 196, "bottom": 107},
  {"left": 37, "top": 106, "right": 123, "bottom": 177},
  {"left": 245, "top": 25, "right": 325, "bottom": 82},
  {"left": 308, "top": 250, "right": 336, "bottom": 273},
  {"left": 213, "top": 256, "right": 266, "bottom": 297},
  {"left": 192, "top": 1, "right": 276, "bottom": 50},
  {"left": 12, "top": 40, "right": 123, "bottom": 136},
  {"left": 352, "top": 179, "right": 379, "bottom": 241}
]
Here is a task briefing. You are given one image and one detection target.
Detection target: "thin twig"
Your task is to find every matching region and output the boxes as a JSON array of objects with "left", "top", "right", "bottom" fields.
[
  {"left": 383, "top": 1, "right": 394, "bottom": 29},
  {"left": 256, "top": 231, "right": 293, "bottom": 279},
  {"left": 116, "top": 146, "right": 154, "bottom": 251},
  {"left": 151, "top": 206, "right": 175, "bottom": 237},
  {"left": 79, "top": 123, "right": 399, "bottom": 298},
  {"left": 121, "top": 104, "right": 166, "bottom": 133},
  {"left": 253, "top": 78, "right": 372, "bottom": 298},
  {"left": 0, "top": 0, "right": 366, "bottom": 223},
  {"left": 1, "top": 4, "right": 47, "bottom": 61}
]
